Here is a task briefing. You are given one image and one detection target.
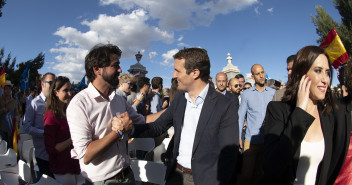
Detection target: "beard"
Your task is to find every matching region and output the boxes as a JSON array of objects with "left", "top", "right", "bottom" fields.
[{"left": 102, "top": 69, "right": 119, "bottom": 87}]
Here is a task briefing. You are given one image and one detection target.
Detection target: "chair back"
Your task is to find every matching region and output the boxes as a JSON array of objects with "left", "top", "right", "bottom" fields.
[
  {"left": 0, "top": 148, "right": 17, "bottom": 170},
  {"left": 18, "top": 159, "right": 32, "bottom": 183},
  {"left": 32, "top": 174, "right": 62, "bottom": 185},
  {"left": 21, "top": 140, "right": 34, "bottom": 163},
  {"left": 0, "top": 140, "right": 7, "bottom": 154},
  {"left": 130, "top": 159, "right": 166, "bottom": 185},
  {"left": 17, "top": 133, "right": 32, "bottom": 158},
  {"left": 153, "top": 138, "right": 171, "bottom": 163}
]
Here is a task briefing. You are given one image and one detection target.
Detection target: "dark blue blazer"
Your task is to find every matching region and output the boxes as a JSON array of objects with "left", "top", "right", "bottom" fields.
[{"left": 133, "top": 86, "right": 239, "bottom": 185}]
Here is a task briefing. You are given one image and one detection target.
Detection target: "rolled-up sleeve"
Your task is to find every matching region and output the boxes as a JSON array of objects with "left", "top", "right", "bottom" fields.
[{"left": 66, "top": 98, "right": 91, "bottom": 160}]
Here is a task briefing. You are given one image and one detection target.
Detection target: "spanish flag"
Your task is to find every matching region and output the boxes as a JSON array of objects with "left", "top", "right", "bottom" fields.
[
  {"left": 319, "top": 27, "right": 349, "bottom": 69},
  {"left": 0, "top": 66, "right": 5, "bottom": 87}
]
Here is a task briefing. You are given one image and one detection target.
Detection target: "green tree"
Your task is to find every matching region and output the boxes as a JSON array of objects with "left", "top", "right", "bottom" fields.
[
  {"left": 0, "top": 47, "right": 45, "bottom": 90},
  {"left": 0, "top": 48, "right": 17, "bottom": 80},
  {"left": 0, "top": 0, "right": 5, "bottom": 17},
  {"left": 311, "top": 0, "right": 352, "bottom": 56}
]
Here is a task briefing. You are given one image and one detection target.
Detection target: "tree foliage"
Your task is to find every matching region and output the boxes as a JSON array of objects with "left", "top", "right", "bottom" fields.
[
  {"left": 0, "top": 0, "right": 5, "bottom": 17},
  {"left": 0, "top": 48, "right": 45, "bottom": 90},
  {"left": 311, "top": 0, "right": 352, "bottom": 56}
]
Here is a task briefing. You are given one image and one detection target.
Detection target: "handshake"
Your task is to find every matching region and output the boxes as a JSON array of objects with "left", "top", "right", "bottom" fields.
[{"left": 111, "top": 112, "right": 133, "bottom": 135}]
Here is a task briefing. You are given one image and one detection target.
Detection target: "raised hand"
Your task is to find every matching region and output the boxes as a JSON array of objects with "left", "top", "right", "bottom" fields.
[{"left": 296, "top": 75, "right": 311, "bottom": 111}]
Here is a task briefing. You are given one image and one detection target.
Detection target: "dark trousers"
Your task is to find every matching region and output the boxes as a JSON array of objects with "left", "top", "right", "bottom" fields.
[{"left": 36, "top": 157, "right": 54, "bottom": 178}]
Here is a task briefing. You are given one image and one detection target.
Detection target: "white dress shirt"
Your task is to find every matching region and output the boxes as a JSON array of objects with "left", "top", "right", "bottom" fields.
[
  {"left": 67, "top": 83, "right": 145, "bottom": 182},
  {"left": 177, "top": 84, "right": 209, "bottom": 169}
]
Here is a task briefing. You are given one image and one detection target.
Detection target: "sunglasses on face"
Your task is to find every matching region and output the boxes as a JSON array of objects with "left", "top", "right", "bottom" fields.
[
  {"left": 44, "top": 81, "right": 53, "bottom": 86},
  {"left": 234, "top": 84, "right": 242, "bottom": 88}
]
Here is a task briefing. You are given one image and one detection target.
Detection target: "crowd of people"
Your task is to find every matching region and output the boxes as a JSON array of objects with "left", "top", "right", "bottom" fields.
[{"left": 0, "top": 43, "right": 351, "bottom": 185}]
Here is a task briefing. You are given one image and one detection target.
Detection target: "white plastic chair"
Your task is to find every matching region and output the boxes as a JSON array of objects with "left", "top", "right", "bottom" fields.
[
  {"left": 0, "top": 148, "right": 17, "bottom": 170},
  {"left": 18, "top": 159, "right": 32, "bottom": 184},
  {"left": 0, "top": 148, "right": 19, "bottom": 185},
  {"left": 130, "top": 160, "right": 166, "bottom": 185},
  {"left": 31, "top": 174, "right": 62, "bottom": 185},
  {"left": 0, "top": 140, "right": 7, "bottom": 154},
  {"left": 17, "top": 133, "right": 32, "bottom": 159},
  {"left": 0, "top": 164, "right": 19, "bottom": 185},
  {"left": 21, "top": 140, "right": 34, "bottom": 163},
  {"left": 152, "top": 138, "right": 171, "bottom": 163}
]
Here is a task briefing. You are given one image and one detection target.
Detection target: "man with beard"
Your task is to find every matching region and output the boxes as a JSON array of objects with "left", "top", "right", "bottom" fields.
[
  {"left": 66, "top": 44, "right": 145, "bottom": 184},
  {"left": 238, "top": 64, "right": 275, "bottom": 185}
]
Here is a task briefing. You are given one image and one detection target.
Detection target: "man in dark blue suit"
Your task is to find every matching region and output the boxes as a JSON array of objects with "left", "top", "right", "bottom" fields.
[{"left": 118, "top": 48, "right": 239, "bottom": 185}]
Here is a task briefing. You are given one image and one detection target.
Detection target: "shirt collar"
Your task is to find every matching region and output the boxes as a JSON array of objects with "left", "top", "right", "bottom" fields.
[
  {"left": 253, "top": 85, "right": 269, "bottom": 92},
  {"left": 185, "top": 83, "right": 209, "bottom": 106},
  {"left": 39, "top": 92, "right": 46, "bottom": 101},
  {"left": 88, "top": 83, "right": 116, "bottom": 100}
]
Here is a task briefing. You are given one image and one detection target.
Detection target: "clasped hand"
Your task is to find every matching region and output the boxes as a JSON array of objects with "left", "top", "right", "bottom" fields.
[{"left": 111, "top": 112, "right": 133, "bottom": 133}]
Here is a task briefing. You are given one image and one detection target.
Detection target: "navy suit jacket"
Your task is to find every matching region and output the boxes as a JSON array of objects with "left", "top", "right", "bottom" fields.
[
  {"left": 133, "top": 86, "right": 239, "bottom": 185},
  {"left": 224, "top": 91, "right": 239, "bottom": 107}
]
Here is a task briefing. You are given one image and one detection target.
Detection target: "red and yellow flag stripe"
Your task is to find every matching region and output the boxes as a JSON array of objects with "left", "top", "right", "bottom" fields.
[{"left": 319, "top": 27, "right": 349, "bottom": 69}]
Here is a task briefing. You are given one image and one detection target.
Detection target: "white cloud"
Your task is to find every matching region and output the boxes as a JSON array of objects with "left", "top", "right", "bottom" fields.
[
  {"left": 267, "top": 8, "right": 274, "bottom": 14},
  {"left": 51, "top": 0, "right": 259, "bottom": 82},
  {"left": 100, "top": 0, "right": 258, "bottom": 30},
  {"left": 177, "top": 35, "right": 183, "bottom": 41},
  {"left": 149, "top": 51, "right": 157, "bottom": 59},
  {"left": 177, "top": 42, "right": 189, "bottom": 48},
  {"left": 254, "top": 7, "right": 260, "bottom": 15},
  {"left": 160, "top": 49, "right": 179, "bottom": 66},
  {"left": 51, "top": 9, "right": 174, "bottom": 82}
]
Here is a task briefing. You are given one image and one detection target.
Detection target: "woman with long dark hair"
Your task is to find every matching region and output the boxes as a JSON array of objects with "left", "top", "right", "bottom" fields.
[
  {"left": 44, "top": 76, "right": 81, "bottom": 185},
  {"left": 261, "top": 46, "right": 337, "bottom": 185}
]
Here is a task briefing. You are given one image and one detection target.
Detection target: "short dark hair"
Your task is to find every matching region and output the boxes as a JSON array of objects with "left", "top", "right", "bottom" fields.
[
  {"left": 287, "top": 55, "right": 296, "bottom": 64},
  {"left": 235, "top": 73, "right": 244, "bottom": 79},
  {"left": 282, "top": 45, "right": 334, "bottom": 114},
  {"left": 138, "top": 77, "right": 150, "bottom": 89},
  {"left": 85, "top": 44, "right": 122, "bottom": 83},
  {"left": 173, "top": 48, "right": 210, "bottom": 82},
  {"left": 42, "top": 72, "right": 56, "bottom": 82},
  {"left": 244, "top": 82, "right": 252, "bottom": 87},
  {"left": 151, "top": 77, "right": 163, "bottom": 89}
]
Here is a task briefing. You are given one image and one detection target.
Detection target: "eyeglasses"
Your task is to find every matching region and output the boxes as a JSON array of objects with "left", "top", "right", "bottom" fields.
[
  {"left": 43, "top": 81, "right": 53, "bottom": 86},
  {"left": 234, "top": 84, "right": 242, "bottom": 88}
]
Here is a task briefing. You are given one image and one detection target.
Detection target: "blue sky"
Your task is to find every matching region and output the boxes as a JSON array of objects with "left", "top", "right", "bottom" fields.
[{"left": 0, "top": 0, "right": 342, "bottom": 88}]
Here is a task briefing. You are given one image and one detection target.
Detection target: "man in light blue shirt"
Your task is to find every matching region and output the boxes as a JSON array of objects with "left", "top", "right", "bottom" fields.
[
  {"left": 238, "top": 64, "right": 275, "bottom": 185},
  {"left": 150, "top": 77, "right": 167, "bottom": 114},
  {"left": 23, "top": 72, "right": 55, "bottom": 178}
]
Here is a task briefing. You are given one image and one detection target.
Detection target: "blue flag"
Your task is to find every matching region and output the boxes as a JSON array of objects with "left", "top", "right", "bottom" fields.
[
  {"left": 76, "top": 75, "right": 87, "bottom": 90},
  {"left": 3, "top": 110, "right": 15, "bottom": 135},
  {"left": 20, "top": 63, "right": 30, "bottom": 91}
]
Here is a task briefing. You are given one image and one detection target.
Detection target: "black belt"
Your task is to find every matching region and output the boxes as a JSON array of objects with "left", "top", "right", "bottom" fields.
[{"left": 108, "top": 167, "right": 131, "bottom": 180}]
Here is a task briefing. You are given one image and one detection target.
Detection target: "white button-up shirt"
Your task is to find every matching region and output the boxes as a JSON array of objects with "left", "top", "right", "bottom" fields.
[
  {"left": 67, "top": 83, "right": 145, "bottom": 182},
  {"left": 177, "top": 84, "right": 209, "bottom": 169}
]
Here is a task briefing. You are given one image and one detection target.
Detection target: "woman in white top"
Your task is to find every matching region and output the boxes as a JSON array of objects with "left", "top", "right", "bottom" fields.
[{"left": 260, "top": 45, "right": 338, "bottom": 185}]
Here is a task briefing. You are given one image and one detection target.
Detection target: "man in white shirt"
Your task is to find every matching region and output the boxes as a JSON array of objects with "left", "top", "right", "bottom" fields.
[{"left": 66, "top": 44, "right": 145, "bottom": 184}]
